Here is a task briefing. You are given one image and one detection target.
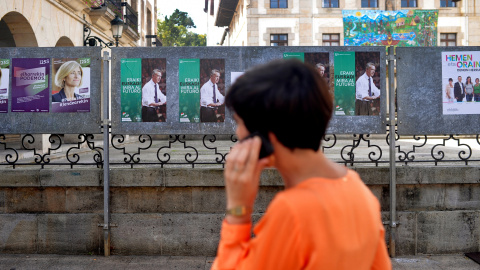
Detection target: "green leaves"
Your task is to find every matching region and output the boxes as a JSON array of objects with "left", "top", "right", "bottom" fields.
[{"left": 157, "top": 10, "right": 206, "bottom": 47}]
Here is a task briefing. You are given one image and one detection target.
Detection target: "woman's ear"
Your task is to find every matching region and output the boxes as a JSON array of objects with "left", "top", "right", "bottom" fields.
[{"left": 268, "top": 132, "right": 279, "bottom": 146}]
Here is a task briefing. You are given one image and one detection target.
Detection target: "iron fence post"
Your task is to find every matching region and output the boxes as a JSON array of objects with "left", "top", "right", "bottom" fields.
[
  {"left": 102, "top": 50, "right": 111, "bottom": 256},
  {"left": 388, "top": 46, "right": 397, "bottom": 257}
]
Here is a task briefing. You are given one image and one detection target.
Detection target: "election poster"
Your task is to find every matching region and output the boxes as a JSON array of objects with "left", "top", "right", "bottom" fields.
[
  {"left": 442, "top": 51, "right": 480, "bottom": 115},
  {"left": 231, "top": 72, "right": 244, "bottom": 85},
  {"left": 0, "top": 59, "right": 9, "bottom": 113},
  {"left": 283, "top": 52, "right": 330, "bottom": 85},
  {"left": 334, "top": 51, "right": 381, "bottom": 116},
  {"left": 121, "top": 58, "right": 167, "bottom": 122},
  {"left": 121, "top": 58, "right": 142, "bottom": 122},
  {"left": 11, "top": 58, "right": 50, "bottom": 112},
  {"left": 51, "top": 58, "right": 91, "bottom": 112},
  {"left": 179, "top": 59, "right": 225, "bottom": 123},
  {"left": 283, "top": 52, "right": 305, "bottom": 61},
  {"left": 179, "top": 59, "right": 200, "bottom": 123},
  {"left": 343, "top": 10, "right": 438, "bottom": 47},
  {"left": 305, "top": 53, "right": 330, "bottom": 86}
]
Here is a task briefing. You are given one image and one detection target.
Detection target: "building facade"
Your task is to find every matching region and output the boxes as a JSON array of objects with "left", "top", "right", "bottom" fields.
[
  {"left": 0, "top": 0, "right": 158, "bottom": 151},
  {"left": 0, "top": 0, "right": 158, "bottom": 48},
  {"left": 210, "top": 0, "right": 479, "bottom": 47}
]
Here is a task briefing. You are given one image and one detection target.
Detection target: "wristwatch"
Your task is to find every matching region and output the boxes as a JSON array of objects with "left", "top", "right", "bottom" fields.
[{"left": 226, "top": 206, "right": 252, "bottom": 217}]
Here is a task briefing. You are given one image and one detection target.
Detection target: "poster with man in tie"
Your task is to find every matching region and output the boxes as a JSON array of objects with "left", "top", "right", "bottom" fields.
[
  {"left": 442, "top": 51, "right": 480, "bottom": 115},
  {"left": 178, "top": 58, "right": 225, "bottom": 123},
  {"left": 199, "top": 59, "right": 225, "bottom": 122},
  {"left": 120, "top": 58, "right": 166, "bottom": 122},
  {"left": 333, "top": 51, "right": 380, "bottom": 116},
  {"left": 141, "top": 59, "right": 167, "bottom": 122}
]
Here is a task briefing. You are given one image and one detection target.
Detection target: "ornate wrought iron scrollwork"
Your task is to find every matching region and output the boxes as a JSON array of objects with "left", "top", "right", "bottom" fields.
[
  {"left": 112, "top": 134, "right": 152, "bottom": 168},
  {"left": 0, "top": 134, "right": 19, "bottom": 167},
  {"left": 65, "top": 134, "right": 103, "bottom": 168},
  {"left": 389, "top": 132, "right": 427, "bottom": 164},
  {"left": 157, "top": 135, "right": 174, "bottom": 165},
  {"left": 157, "top": 135, "right": 199, "bottom": 167},
  {"left": 321, "top": 134, "right": 337, "bottom": 152},
  {"left": 203, "top": 135, "right": 226, "bottom": 164},
  {"left": 179, "top": 135, "right": 199, "bottom": 166},
  {"left": 431, "top": 135, "right": 472, "bottom": 165},
  {"left": 21, "top": 134, "right": 62, "bottom": 168},
  {"left": 341, "top": 134, "right": 382, "bottom": 166}
]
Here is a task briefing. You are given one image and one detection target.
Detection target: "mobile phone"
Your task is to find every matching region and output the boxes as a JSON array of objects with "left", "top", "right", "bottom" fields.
[{"left": 243, "top": 132, "right": 274, "bottom": 159}]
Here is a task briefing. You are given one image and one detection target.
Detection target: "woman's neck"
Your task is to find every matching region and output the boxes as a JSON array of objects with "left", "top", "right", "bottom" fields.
[
  {"left": 64, "top": 86, "right": 75, "bottom": 100},
  {"left": 276, "top": 149, "right": 347, "bottom": 189}
]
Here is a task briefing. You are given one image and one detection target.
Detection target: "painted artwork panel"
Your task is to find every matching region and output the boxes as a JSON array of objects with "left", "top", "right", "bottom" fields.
[{"left": 343, "top": 10, "right": 438, "bottom": 47}]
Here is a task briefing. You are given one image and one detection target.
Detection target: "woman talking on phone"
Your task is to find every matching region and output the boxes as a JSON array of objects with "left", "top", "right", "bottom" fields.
[{"left": 211, "top": 60, "right": 391, "bottom": 270}]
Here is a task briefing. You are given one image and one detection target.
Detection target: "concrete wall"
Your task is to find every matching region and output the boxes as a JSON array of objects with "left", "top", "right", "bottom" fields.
[{"left": 0, "top": 167, "right": 479, "bottom": 256}]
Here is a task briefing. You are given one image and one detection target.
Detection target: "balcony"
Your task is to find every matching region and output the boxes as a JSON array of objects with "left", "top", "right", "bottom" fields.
[
  {"left": 88, "top": 0, "right": 122, "bottom": 31},
  {"left": 120, "top": 2, "right": 140, "bottom": 42},
  {"left": 123, "top": 2, "right": 138, "bottom": 34},
  {"left": 58, "top": 0, "right": 90, "bottom": 12}
]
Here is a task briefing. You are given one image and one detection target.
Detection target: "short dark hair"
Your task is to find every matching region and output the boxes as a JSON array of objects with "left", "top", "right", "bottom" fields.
[
  {"left": 226, "top": 59, "right": 332, "bottom": 151},
  {"left": 449, "top": 78, "right": 453, "bottom": 82}
]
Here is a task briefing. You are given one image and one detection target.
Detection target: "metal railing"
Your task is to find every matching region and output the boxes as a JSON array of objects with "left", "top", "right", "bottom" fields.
[
  {"left": 1, "top": 132, "right": 480, "bottom": 169},
  {"left": 103, "top": 0, "right": 122, "bottom": 18},
  {"left": 123, "top": 2, "right": 138, "bottom": 33}
]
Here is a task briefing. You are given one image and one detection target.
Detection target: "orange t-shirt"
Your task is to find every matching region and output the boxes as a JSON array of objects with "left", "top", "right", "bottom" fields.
[{"left": 212, "top": 169, "right": 391, "bottom": 270}]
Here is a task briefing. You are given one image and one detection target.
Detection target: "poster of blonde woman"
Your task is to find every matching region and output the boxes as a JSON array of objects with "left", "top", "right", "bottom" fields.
[{"left": 51, "top": 58, "right": 91, "bottom": 112}]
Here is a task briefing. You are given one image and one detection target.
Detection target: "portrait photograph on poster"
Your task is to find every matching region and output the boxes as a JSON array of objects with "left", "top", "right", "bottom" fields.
[
  {"left": 442, "top": 51, "right": 480, "bottom": 115},
  {"left": 141, "top": 58, "right": 167, "bottom": 122},
  {"left": 200, "top": 59, "right": 225, "bottom": 123},
  {"left": 11, "top": 58, "right": 50, "bottom": 113},
  {"left": 333, "top": 51, "right": 381, "bottom": 116},
  {"left": 305, "top": 52, "right": 330, "bottom": 85},
  {"left": 283, "top": 52, "right": 331, "bottom": 89},
  {"left": 120, "top": 58, "right": 167, "bottom": 122},
  {"left": 51, "top": 58, "right": 91, "bottom": 113},
  {"left": 178, "top": 59, "right": 225, "bottom": 123},
  {"left": 0, "top": 59, "right": 10, "bottom": 113}
]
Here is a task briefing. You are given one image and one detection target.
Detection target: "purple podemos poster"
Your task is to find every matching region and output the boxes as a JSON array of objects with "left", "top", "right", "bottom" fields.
[{"left": 11, "top": 58, "right": 50, "bottom": 112}]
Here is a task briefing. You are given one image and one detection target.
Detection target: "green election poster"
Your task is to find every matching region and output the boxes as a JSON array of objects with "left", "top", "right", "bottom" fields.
[
  {"left": 334, "top": 52, "right": 356, "bottom": 115},
  {"left": 121, "top": 58, "right": 142, "bottom": 122},
  {"left": 283, "top": 52, "right": 304, "bottom": 62},
  {"left": 179, "top": 59, "right": 200, "bottom": 123}
]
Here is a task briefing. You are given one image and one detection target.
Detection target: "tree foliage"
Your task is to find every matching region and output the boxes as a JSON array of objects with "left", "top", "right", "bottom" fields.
[{"left": 157, "top": 9, "right": 206, "bottom": 47}]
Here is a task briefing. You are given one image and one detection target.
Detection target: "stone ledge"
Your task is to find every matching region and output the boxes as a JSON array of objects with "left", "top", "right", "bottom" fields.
[{"left": 1, "top": 167, "right": 480, "bottom": 187}]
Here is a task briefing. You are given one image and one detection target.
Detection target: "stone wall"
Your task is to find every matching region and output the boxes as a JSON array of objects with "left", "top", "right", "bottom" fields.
[{"left": 0, "top": 167, "right": 479, "bottom": 256}]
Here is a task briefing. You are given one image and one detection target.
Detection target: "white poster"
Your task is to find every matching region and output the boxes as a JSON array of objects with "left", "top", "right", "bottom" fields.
[
  {"left": 231, "top": 72, "right": 244, "bottom": 85},
  {"left": 442, "top": 51, "right": 480, "bottom": 115}
]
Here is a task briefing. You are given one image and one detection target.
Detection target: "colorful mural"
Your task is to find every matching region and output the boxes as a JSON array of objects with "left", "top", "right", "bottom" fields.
[{"left": 343, "top": 10, "right": 438, "bottom": 47}]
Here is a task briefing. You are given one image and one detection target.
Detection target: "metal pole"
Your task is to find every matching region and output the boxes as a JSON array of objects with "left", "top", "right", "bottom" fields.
[
  {"left": 102, "top": 51, "right": 111, "bottom": 256},
  {"left": 387, "top": 46, "right": 397, "bottom": 257}
]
